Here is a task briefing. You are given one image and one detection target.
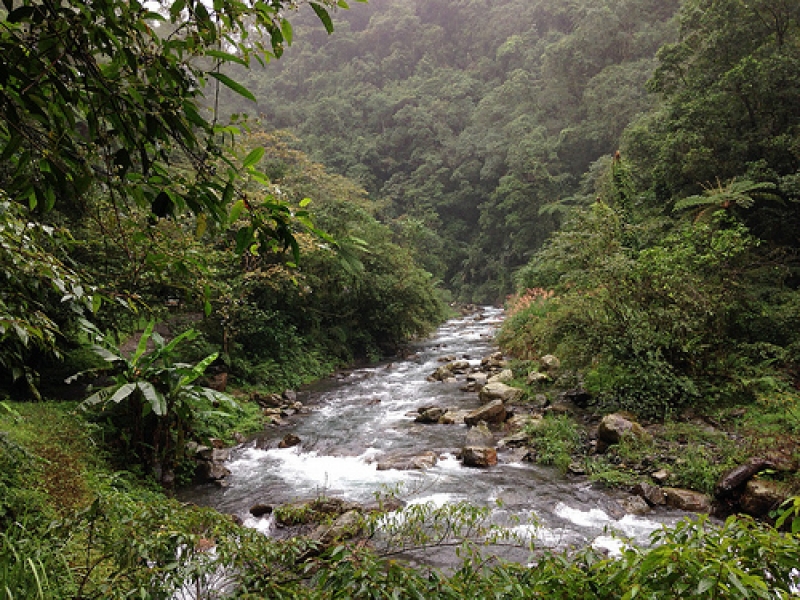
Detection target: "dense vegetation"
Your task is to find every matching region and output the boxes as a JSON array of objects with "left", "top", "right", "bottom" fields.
[
  {"left": 498, "top": 0, "right": 800, "bottom": 417},
  {"left": 220, "top": 0, "right": 682, "bottom": 302},
  {"left": 2, "top": 0, "right": 800, "bottom": 597}
]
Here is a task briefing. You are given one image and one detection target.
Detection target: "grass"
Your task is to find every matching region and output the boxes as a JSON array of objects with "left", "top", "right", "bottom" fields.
[{"left": 525, "top": 415, "right": 584, "bottom": 474}]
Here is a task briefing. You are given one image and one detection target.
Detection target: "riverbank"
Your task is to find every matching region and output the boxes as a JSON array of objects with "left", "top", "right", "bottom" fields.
[{"left": 498, "top": 354, "right": 800, "bottom": 524}]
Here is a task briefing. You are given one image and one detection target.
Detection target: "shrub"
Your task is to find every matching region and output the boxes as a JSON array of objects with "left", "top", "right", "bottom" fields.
[{"left": 525, "top": 415, "right": 584, "bottom": 473}]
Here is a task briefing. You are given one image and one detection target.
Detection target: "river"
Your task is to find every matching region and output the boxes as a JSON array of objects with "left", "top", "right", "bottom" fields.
[{"left": 183, "top": 307, "right": 690, "bottom": 563}]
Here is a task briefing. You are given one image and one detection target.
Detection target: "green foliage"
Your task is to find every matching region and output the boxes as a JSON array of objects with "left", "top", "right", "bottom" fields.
[
  {"left": 633, "top": 0, "right": 800, "bottom": 244},
  {"left": 0, "top": 0, "right": 346, "bottom": 246},
  {"left": 668, "top": 445, "right": 728, "bottom": 496},
  {"left": 525, "top": 415, "right": 583, "bottom": 473},
  {"left": 202, "top": 132, "right": 445, "bottom": 386},
  {"left": 501, "top": 182, "right": 799, "bottom": 416},
  {"left": 230, "top": 0, "right": 681, "bottom": 300},
  {"left": 0, "top": 199, "right": 93, "bottom": 398},
  {"left": 74, "top": 322, "right": 236, "bottom": 478}
]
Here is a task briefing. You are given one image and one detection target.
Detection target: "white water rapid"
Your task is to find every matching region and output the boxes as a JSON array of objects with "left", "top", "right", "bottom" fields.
[{"left": 183, "top": 307, "right": 691, "bottom": 562}]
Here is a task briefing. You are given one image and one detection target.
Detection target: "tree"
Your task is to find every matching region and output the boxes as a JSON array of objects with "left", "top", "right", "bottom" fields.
[
  {"left": 0, "top": 0, "right": 356, "bottom": 239},
  {"left": 0, "top": 0, "right": 357, "bottom": 385},
  {"left": 639, "top": 0, "right": 800, "bottom": 241}
]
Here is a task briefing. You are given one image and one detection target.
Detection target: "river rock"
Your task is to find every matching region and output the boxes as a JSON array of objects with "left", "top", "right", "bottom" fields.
[
  {"left": 429, "top": 365, "right": 453, "bottom": 381},
  {"left": 505, "top": 414, "right": 530, "bottom": 431},
  {"left": 481, "top": 352, "right": 506, "bottom": 371},
  {"left": 462, "top": 446, "right": 498, "bottom": 468},
  {"left": 283, "top": 389, "right": 298, "bottom": 403},
  {"left": 498, "top": 432, "right": 529, "bottom": 448},
  {"left": 651, "top": 469, "right": 670, "bottom": 485},
  {"left": 558, "top": 388, "right": 592, "bottom": 408},
  {"left": 467, "top": 372, "right": 489, "bottom": 386},
  {"left": 739, "top": 479, "right": 787, "bottom": 517},
  {"left": 253, "top": 392, "right": 284, "bottom": 408},
  {"left": 632, "top": 482, "right": 666, "bottom": 506},
  {"left": 449, "top": 360, "right": 472, "bottom": 374},
  {"left": 439, "top": 409, "right": 471, "bottom": 425},
  {"left": 539, "top": 355, "right": 561, "bottom": 372},
  {"left": 619, "top": 495, "right": 651, "bottom": 515},
  {"left": 526, "top": 371, "right": 550, "bottom": 385},
  {"left": 465, "top": 421, "right": 494, "bottom": 447},
  {"left": 488, "top": 369, "right": 514, "bottom": 384},
  {"left": 197, "top": 461, "right": 231, "bottom": 482},
  {"left": 715, "top": 457, "right": 774, "bottom": 498},
  {"left": 416, "top": 406, "right": 447, "bottom": 424},
  {"left": 312, "top": 510, "right": 364, "bottom": 545},
  {"left": 479, "top": 382, "right": 524, "bottom": 404},
  {"left": 250, "top": 503, "right": 273, "bottom": 517},
  {"left": 464, "top": 399, "right": 506, "bottom": 427},
  {"left": 376, "top": 451, "right": 438, "bottom": 471},
  {"left": 278, "top": 434, "right": 301, "bottom": 449},
  {"left": 663, "top": 487, "right": 711, "bottom": 513},
  {"left": 597, "top": 413, "right": 648, "bottom": 445}
]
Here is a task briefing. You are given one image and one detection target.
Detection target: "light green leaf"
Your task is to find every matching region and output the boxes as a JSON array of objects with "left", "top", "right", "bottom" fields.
[
  {"left": 229, "top": 199, "right": 245, "bottom": 224},
  {"left": 133, "top": 321, "right": 155, "bottom": 365},
  {"left": 697, "top": 577, "right": 716, "bottom": 594},
  {"left": 242, "top": 147, "right": 265, "bottom": 169}
]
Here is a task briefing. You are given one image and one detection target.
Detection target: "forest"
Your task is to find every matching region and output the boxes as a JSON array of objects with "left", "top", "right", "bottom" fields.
[{"left": 1, "top": 0, "right": 800, "bottom": 597}]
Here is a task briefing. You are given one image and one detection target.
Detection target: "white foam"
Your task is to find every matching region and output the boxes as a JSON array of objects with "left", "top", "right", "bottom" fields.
[
  {"left": 592, "top": 535, "right": 628, "bottom": 557},
  {"left": 555, "top": 503, "right": 613, "bottom": 528}
]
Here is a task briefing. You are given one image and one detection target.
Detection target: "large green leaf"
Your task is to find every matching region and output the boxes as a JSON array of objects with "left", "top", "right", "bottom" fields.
[
  {"left": 137, "top": 382, "right": 166, "bottom": 417},
  {"left": 107, "top": 383, "right": 137, "bottom": 405},
  {"left": 177, "top": 352, "right": 218, "bottom": 388}
]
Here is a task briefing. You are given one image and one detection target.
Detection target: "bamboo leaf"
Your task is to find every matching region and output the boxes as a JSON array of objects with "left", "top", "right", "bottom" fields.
[
  {"left": 208, "top": 72, "right": 256, "bottom": 102},
  {"left": 242, "top": 146, "right": 265, "bottom": 169}
]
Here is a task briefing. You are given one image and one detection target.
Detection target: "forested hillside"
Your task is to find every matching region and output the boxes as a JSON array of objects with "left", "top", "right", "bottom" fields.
[
  {"left": 222, "top": 0, "right": 681, "bottom": 301},
  {"left": 3, "top": 0, "right": 800, "bottom": 597}
]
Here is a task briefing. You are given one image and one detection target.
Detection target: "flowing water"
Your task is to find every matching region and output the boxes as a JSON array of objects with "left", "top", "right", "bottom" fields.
[{"left": 183, "top": 308, "right": 691, "bottom": 562}]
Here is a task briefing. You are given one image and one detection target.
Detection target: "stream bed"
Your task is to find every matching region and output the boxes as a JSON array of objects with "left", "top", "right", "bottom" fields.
[{"left": 182, "top": 308, "right": 692, "bottom": 562}]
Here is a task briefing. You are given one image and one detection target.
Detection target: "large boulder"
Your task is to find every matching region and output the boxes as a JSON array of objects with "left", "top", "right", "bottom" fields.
[
  {"left": 663, "top": 487, "right": 711, "bottom": 513},
  {"left": 462, "top": 446, "right": 498, "bottom": 468},
  {"left": 479, "top": 382, "right": 524, "bottom": 404},
  {"left": 464, "top": 399, "right": 506, "bottom": 427},
  {"left": 739, "top": 479, "right": 787, "bottom": 517},
  {"left": 597, "top": 413, "right": 648, "bottom": 445}
]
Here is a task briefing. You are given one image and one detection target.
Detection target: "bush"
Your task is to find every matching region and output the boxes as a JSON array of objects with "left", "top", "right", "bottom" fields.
[{"left": 525, "top": 415, "right": 584, "bottom": 473}]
